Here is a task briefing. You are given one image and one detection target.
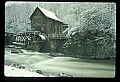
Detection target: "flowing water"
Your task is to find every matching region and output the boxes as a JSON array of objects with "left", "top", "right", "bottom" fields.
[{"left": 4, "top": 48, "right": 115, "bottom": 77}]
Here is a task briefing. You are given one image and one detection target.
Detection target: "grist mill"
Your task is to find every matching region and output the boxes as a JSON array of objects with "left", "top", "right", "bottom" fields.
[{"left": 13, "top": 7, "right": 68, "bottom": 53}]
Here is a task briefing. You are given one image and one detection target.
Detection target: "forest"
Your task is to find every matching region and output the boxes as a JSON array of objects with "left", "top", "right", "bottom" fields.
[{"left": 5, "top": 2, "right": 116, "bottom": 59}]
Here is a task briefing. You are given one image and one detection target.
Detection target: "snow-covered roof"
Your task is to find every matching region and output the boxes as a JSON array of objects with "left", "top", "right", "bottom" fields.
[
  {"left": 31, "top": 7, "right": 63, "bottom": 22},
  {"left": 39, "top": 7, "right": 62, "bottom": 22}
]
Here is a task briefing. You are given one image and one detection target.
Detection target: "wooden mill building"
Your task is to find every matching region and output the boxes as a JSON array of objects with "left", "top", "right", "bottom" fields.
[{"left": 15, "top": 7, "right": 68, "bottom": 53}]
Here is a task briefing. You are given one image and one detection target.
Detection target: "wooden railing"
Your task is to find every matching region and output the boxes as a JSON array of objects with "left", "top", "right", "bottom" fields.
[
  {"left": 18, "top": 31, "right": 41, "bottom": 35},
  {"left": 48, "top": 34, "right": 67, "bottom": 39}
]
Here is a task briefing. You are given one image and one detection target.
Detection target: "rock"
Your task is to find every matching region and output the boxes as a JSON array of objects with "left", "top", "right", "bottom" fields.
[
  {"left": 57, "top": 72, "right": 73, "bottom": 77},
  {"left": 19, "top": 66, "right": 26, "bottom": 69},
  {"left": 36, "top": 70, "right": 44, "bottom": 75},
  {"left": 10, "top": 63, "right": 20, "bottom": 67}
]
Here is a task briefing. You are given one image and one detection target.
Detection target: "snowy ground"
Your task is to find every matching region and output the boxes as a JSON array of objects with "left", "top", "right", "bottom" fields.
[
  {"left": 4, "top": 65, "right": 46, "bottom": 77},
  {"left": 4, "top": 48, "right": 115, "bottom": 77}
]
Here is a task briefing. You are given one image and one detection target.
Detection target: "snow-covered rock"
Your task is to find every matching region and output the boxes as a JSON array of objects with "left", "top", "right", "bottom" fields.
[
  {"left": 21, "top": 49, "right": 38, "bottom": 54},
  {"left": 4, "top": 65, "right": 46, "bottom": 77}
]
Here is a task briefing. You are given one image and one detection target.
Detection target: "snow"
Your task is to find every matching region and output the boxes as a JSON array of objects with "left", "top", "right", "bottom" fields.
[
  {"left": 21, "top": 49, "right": 49, "bottom": 54},
  {"left": 38, "top": 34, "right": 46, "bottom": 40},
  {"left": 62, "top": 28, "right": 68, "bottom": 34},
  {"left": 69, "top": 43, "right": 71, "bottom": 44},
  {"left": 4, "top": 65, "right": 46, "bottom": 77},
  {"left": 72, "top": 32, "right": 76, "bottom": 35},
  {"left": 13, "top": 42, "right": 25, "bottom": 45},
  {"left": 39, "top": 7, "right": 63, "bottom": 22}
]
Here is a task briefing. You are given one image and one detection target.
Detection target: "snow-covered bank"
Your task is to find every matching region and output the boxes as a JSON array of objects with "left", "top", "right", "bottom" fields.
[{"left": 4, "top": 65, "right": 46, "bottom": 77}]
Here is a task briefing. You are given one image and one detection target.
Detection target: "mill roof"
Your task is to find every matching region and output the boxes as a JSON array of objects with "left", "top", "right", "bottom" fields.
[{"left": 30, "top": 7, "right": 63, "bottom": 22}]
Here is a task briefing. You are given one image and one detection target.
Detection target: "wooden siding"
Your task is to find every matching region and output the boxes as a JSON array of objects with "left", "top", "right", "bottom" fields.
[
  {"left": 29, "top": 7, "right": 67, "bottom": 52},
  {"left": 30, "top": 8, "right": 65, "bottom": 35}
]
